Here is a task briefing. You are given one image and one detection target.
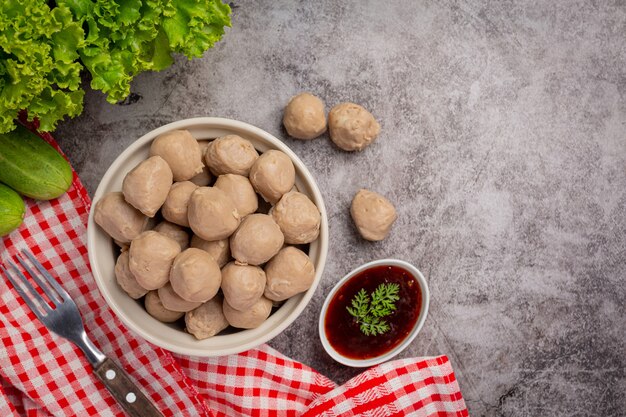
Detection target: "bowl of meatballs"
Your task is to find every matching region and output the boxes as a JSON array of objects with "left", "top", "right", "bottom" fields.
[{"left": 87, "top": 117, "right": 328, "bottom": 356}]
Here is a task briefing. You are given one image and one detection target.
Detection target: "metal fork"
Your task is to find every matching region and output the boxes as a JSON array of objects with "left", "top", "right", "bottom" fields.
[{"left": 1, "top": 250, "right": 163, "bottom": 417}]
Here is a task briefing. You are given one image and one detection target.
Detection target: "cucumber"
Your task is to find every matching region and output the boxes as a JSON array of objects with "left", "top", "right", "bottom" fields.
[
  {"left": 0, "top": 125, "right": 72, "bottom": 200},
  {"left": 0, "top": 183, "right": 25, "bottom": 236}
]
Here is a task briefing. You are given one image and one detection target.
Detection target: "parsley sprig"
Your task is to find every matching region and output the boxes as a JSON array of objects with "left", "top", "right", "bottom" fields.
[{"left": 346, "top": 283, "right": 400, "bottom": 336}]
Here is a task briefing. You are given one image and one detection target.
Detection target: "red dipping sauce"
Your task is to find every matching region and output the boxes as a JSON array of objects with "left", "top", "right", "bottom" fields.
[{"left": 324, "top": 265, "right": 422, "bottom": 360}]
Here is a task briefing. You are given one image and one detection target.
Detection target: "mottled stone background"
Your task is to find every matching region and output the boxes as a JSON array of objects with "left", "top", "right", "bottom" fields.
[{"left": 55, "top": 1, "right": 626, "bottom": 415}]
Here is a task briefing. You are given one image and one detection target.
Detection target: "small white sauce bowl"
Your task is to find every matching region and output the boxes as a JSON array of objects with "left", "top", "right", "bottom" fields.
[{"left": 318, "top": 259, "right": 429, "bottom": 367}]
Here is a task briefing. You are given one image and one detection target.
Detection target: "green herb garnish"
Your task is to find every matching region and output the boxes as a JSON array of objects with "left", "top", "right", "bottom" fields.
[{"left": 346, "top": 283, "right": 400, "bottom": 336}]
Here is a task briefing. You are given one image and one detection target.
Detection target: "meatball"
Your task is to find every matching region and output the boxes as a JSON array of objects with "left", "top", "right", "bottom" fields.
[
  {"left": 283, "top": 93, "right": 327, "bottom": 140},
  {"left": 187, "top": 187, "right": 240, "bottom": 241},
  {"left": 230, "top": 214, "right": 284, "bottom": 266},
  {"left": 94, "top": 192, "right": 147, "bottom": 244},
  {"left": 205, "top": 135, "right": 259, "bottom": 176},
  {"left": 249, "top": 150, "right": 295, "bottom": 204},
  {"left": 264, "top": 247, "right": 315, "bottom": 301},
  {"left": 158, "top": 283, "right": 202, "bottom": 313},
  {"left": 114, "top": 240, "right": 130, "bottom": 252},
  {"left": 350, "top": 189, "right": 397, "bottom": 241},
  {"left": 221, "top": 262, "right": 266, "bottom": 311},
  {"left": 128, "top": 231, "right": 181, "bottom": 290},
  {"left": 161, "top": 181, "right": 198, "bottom": 227},
  {"left": 328, "top": 103, "right": 380, "bottom": 151},
  {"left": 214, "top": 174, "right": 258, "bottom": 217},
  {"left": 153, "top": 221, "right": 190, "bottom": 250},
  {"left": 150, "top": 129, "right": 204, "bottom": 181},
  {"left": 189, "top": 140, "right": 213, "bottom": 186},
  {"left": 223, "top": 296, "right": 273, "bottom": 329},
  {"left": 197, "top": 140, "right": 211, "bottom": 158},
  {"left": 189, "top": 166, "right": 213, "bottom": 187},
  {"left": 169, "top": 248, "right": 221, "bottom": 303},
  {"left": 114, "top": 251, "right": 147, "bottom": 299},
  {"left": 271, "top": 191, "right": 320, "bottom": 244},
  {"left": 190, "top": 235, "right": 231, "bottom": 267},
  {"left": 144, "top": 291, "right": 184, "bottom": 323},
  {"left": 185, "top": 296, "right": 229, "bottom": 340},
  {"left": 122, "top": 156, "right": 173, "bottom": 217}
]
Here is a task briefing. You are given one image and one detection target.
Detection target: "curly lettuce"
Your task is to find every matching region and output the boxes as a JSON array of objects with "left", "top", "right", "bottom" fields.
[
  {"left": 0, "top": 0, "right": 231, "bottom": 133},
  {"left": 0, "top": 1, "right": 84, "bottom": 133}
]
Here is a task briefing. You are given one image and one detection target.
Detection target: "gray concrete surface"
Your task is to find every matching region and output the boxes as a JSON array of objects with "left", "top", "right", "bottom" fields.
[{"left": 55, "top": 1, "right": 626, "bottom": 415}]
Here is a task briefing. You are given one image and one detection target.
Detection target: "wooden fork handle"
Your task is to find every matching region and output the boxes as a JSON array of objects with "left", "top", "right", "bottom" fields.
[{"left": 94, "top": 358, "right": 164, "bottom": 417}]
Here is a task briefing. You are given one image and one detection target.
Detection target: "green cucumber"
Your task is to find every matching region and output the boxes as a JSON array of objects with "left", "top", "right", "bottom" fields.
[
  {"left": 0, "top": 183, "right": 25, "bottom": 236},
  {"left": 0, "top": 125, "right": 72, "bottom": 200}
]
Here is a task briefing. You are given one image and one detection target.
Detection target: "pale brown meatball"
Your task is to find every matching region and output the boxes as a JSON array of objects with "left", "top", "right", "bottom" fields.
[
  {"left": 328, "top": 103, "right": 380, "bottom": 151},
  {"left": 185, "top": 296, "right": 229, "bottom": 339},
  {"left": 122, "top": 156, "right": 173, "bottom": 217},
  {"left": 190, "top": 235, "right": 231, "bottom": 267},
  {"left": 350, "top": 189, "right": 397, "bottom": 241},
  {"left": 264, "top": 247, "right": 315, "bottom": 301},
  {"left": 223, "top": 296, "right": 273, "bottom": 329},
  {"left": 283, "top": 93, "right": 327, "bottom": 140},
  {"left": 187, "top": 187, "right": 240, "bottom": 241},
  {"left": 221, "top": 262, "right": 266, "bottom": 311},
  {"left": 205, "top": 135, "right": 259, "bottom": 176},
  {"left": 114, "top": 240, "right": 130, "bottom": 252},
  {"left": 145, "top": 291, "right": 184, "bottom": 323},
  {"left": 271, "top": 191, "right": 320, "bottom": 244},
  {"left": 189, "top": 140, "right": 213, "bottom": 186},
  {"left": 153, "top": 221, "right": 190, "bottom": 250},
  {"left": 150, "top": 129, "right": 204, "bottom": 181},
  {"left": 128, "top": 231, "right": 181, "bottom": 290},
  {"left": 170, "top": 248, "right": 221, "bottom": 303},
  {"left": 214, "top": 174, "right": 258, "bottom": 217},
  {"left": 161, "top": 181, "right": 198, "bottom": 227},
  {"left": 197, "top": 140, "right": 211, "bottom": 157},
  {"left": 189, "top": 166, "right": 213, "bottom": 187},
  {"left": 249, "top": 150, "right": 295, "bottom": 204},
  {"left": 94, "top": 192, "right": 147, "bottom": 244},
  {"left": 230, "top": 214, "right": 284, "bottom": 266},
  {"left": 114, "top": 251, "right": 148, "bottom": 299},
  {"left": 158, "top": 283, "right": 202, "bottom": 312}
]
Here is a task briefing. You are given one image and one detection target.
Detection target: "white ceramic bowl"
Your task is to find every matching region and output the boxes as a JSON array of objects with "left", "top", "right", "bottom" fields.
[
  {"left": 319, "top": 259, "right": 429, "bottom": 367},
  {"left": 87, "top": 117, "right": 328, "bottom": 357}
]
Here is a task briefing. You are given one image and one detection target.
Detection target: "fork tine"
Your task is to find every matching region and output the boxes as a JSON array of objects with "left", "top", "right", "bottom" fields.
[
  {"left": 1, "top": 263, "right": 50, "bottom": 318},
  {"left": 22, "top": 250, "right": 70, "bottom": 302},
  {"left": 17, "top": 254, "right": 63, "bottom": 306}
]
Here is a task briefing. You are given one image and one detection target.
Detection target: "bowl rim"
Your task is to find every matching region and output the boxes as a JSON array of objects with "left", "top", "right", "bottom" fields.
[
  {"left": 87, "top": 117, "right": 329, "bottom": 356},
  {"left": 318, "top": 259, "right": 430, "bottom": 367}
]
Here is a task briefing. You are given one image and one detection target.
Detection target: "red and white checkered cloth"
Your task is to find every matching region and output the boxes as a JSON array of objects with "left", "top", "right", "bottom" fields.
[{"left": 0, "top": 131, "right": 468, "bottom": 417}]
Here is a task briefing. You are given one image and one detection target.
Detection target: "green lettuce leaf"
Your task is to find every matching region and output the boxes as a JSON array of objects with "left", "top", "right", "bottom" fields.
[
  {"left": 162, "top": 0, "right": 231, "bottom": 58},
  {"left": 0, "top": 0, "right": 231, "bottom": 132},
  {"left": 61, "top": 0, "right": 231, "bottom": 103},
  {"left": 0, "top": 1, "right": 84, "bottom": 133}
]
